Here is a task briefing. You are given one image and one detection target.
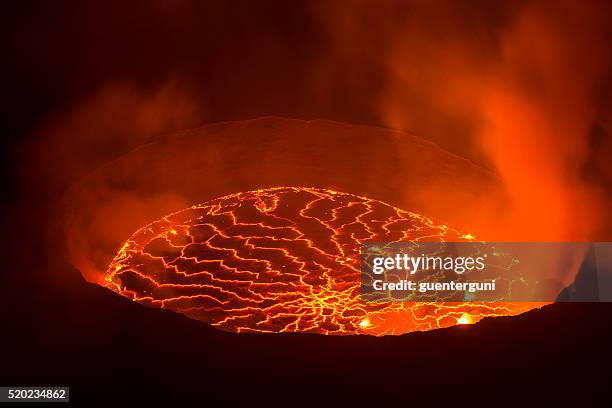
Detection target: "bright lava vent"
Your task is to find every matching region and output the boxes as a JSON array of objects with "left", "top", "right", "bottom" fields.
[{"left": 106, "top": 187, "right": 527, "bottom": 335}]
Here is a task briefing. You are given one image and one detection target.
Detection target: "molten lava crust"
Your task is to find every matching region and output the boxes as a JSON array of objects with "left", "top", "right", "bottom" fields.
[{"left": 106, "top": 187, "right": 528, "bottom": 335}]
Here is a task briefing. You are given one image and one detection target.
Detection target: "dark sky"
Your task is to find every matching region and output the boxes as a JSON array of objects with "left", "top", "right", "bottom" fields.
[{"left": 2, "top": 0, "right": 381, "bottom": 141}]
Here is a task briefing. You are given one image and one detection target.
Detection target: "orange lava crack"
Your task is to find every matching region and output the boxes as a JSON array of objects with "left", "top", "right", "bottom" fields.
[{"left": 106, "top": 187, "right": 535, "bottom": 335}]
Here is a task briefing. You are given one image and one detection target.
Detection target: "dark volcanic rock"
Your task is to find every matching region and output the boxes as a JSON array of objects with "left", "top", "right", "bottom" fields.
[{"left": 3, "top": 263, "right": 611, "bottom": 405}]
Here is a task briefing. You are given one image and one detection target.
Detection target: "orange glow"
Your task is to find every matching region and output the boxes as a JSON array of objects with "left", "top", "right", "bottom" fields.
[
  {"left": 457, "top": 313, "right": 473, "bottom": 325},
  {"left": 359, "top": 318, "right": 371, "bottom": 328},
  {"left": 315, "top": 0, "right": 609, "bottom": 243},
  {"left": 106, "top": 187, "right": 542, "bottom": 336}
]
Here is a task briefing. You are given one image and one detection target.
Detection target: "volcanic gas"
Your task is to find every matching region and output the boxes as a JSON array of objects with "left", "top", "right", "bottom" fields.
[{"left": 105, "top": 187, "right": 533, "bottom": 335}]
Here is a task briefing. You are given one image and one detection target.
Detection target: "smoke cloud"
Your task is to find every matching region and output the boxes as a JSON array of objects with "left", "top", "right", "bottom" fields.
[
  {"left": 22, "top": 81, "right": 203, "bottom": 282},
  {"left": 314, "top": 0, "right": 612, "bottom": 240},
  {"left": 23, "top": 80, "right": 204, "bottom": 191},
  {"left": 17, "top": 0, "right": 612, "bottom": 284}
]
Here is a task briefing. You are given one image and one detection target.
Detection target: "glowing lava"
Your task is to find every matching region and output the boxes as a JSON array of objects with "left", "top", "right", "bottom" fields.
[
  {"left": 457, "top": 313, "right": 473, "bottom": 325},
  {"left": 106, "top": 187, "right": 536, "bottom": 335}
]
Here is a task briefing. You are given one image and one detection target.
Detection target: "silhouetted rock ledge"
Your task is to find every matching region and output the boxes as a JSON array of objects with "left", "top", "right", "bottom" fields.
[{"left": 3, "top": 263, "right": 611, "bottom": 405}]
